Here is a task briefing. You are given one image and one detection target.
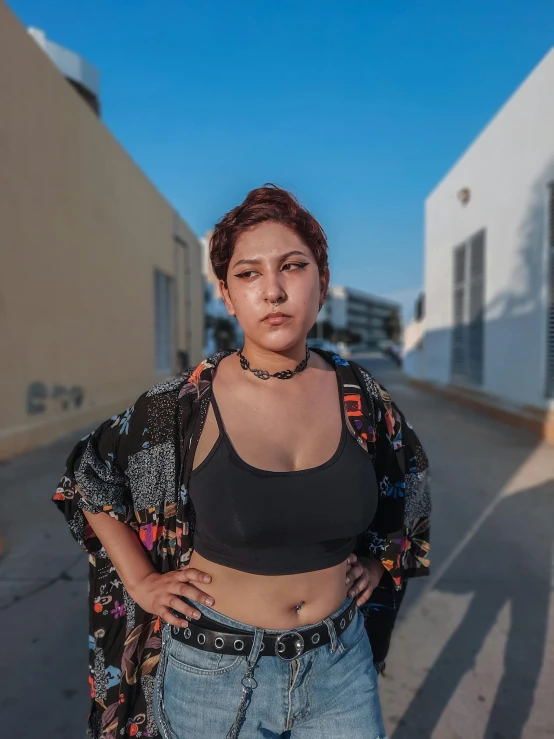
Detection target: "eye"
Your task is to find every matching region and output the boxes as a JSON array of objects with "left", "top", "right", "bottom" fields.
[
  {"left": 282, "top": 262, "right": 309, "bottom": 272},
  {"left": 234, "top": 270, "right": 258, "bottom": 279}
]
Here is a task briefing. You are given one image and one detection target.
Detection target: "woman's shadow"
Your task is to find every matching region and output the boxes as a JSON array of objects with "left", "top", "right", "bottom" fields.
[{"left": 392, "top": 480, "right": 554, "bottom": 739}]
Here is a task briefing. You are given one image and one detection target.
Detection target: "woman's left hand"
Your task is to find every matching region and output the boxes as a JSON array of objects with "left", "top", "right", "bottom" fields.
[{"left": 345, "top": 553, "right": 385, "bottom": 607}]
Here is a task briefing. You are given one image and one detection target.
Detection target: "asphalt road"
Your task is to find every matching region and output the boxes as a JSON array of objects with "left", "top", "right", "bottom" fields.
[{"left": 0, "top": 355, "right": 552, "bottom": 738}]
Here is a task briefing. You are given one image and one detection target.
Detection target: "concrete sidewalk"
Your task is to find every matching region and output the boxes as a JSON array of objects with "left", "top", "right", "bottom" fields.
[
  {"left": 359, "top": 358, "right": 554, "bottom": 739},
  {"left": 0, "top": 428, "right": 92, "bottom": 738}
]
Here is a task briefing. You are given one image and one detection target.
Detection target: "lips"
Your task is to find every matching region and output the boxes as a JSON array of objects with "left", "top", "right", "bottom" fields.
[{"left": 262, "top": 312, "right": 291, "bottom": 325}]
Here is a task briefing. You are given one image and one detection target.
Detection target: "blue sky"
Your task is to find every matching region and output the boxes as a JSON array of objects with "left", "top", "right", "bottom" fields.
[{"left": 9, "top": 0, "right": 554, "bottom": 318}]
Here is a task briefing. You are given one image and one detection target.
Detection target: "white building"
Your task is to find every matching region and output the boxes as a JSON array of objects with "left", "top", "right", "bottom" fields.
[
  {"left": 405, "top": 49, "right": 554, "bottom": 436},
  {"left": 200, "top": 233, "right": 243, "bottom": 353},
  {"left": 317, "top": 285, "right": 401, "bottom": 350}
]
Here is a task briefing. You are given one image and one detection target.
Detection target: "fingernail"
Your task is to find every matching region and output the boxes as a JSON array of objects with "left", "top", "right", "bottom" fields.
[
  {"left": 205, "top": 597, "right": 214, "bottom": 606},
  {"left": 349, "top": 590, "right": 355, "bottom": 597},
  {"left": 204, "top": 575, "right": 211, "bottom": 582},
  {"left": 193, "top": 611, "right": 201, "bottom": 619},
  {"left": 345, "top": 577, "right": 351, "bottom": 585},
  {"left": 182, "top": 621, "right": 188, "bottom": 628}
]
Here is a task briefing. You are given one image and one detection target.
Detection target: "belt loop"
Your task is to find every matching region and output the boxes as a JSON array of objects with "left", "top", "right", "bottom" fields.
[
  {"left": 323, "top": 617, "right": 338, "bottom": 653},
  {"left": 247, "top": 627, "right": 264, "bottom": 666}
]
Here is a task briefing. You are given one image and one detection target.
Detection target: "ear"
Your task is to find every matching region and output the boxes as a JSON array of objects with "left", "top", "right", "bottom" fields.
[
  {"left": 319, "top": 267, "right": 330, "bottom": 307},
  {"left": 219, "top": 279, "right": 236, "bottom": 316}
]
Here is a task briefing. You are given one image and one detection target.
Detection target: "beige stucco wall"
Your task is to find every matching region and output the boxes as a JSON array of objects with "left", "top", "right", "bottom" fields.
[{"left": 0, "top": 3, "right": 204, "bottom": 460}]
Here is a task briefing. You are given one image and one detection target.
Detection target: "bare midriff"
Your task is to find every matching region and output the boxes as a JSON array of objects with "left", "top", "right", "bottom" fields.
[{"left": 187, "top": 550, "right": 351, "bottom": 630}]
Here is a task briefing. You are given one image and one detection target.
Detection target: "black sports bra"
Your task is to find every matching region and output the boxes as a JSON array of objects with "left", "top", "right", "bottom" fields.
[{"left": 189, "top": 378, "right": 378, "bottom": 575}]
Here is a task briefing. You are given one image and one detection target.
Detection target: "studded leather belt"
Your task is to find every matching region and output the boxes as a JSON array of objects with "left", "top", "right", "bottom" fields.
[{"left": 170, "top": 599, "right": 357, "bottom": 662}]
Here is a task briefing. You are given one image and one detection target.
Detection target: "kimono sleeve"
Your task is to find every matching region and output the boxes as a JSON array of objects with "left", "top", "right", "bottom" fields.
[
  {"left": 52, "top": 401, "right": 142, "bottom": 554},
  {"left": 354, "top": 368, "right": 431, "bottom": 589}
]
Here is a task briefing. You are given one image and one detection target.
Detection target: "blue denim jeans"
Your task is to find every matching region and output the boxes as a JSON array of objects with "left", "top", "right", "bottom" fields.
[{"left": 153, "top": 596, "right": 387, "bottom": 738}]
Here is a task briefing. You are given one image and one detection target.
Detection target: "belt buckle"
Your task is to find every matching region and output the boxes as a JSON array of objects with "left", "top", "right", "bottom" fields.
[{"left": 275, "top": 630, "right": 304, "bottom": 661}]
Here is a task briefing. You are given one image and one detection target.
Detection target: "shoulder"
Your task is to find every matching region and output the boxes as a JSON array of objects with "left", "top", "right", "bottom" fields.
[
  {"left": 138, "top": 351, "right": 235, "bottom": 409},
  {"left": 121, "top": 375, "right": 188, "bottom": 429},
  {"left": 145, "top": 375, "right": 189, "bottom": 398},
  {"left": 343, "top": 360, "right": 386, "bottom": 403},
  {"left": 356, "top": 365, "right": 381, "bottom": 395},
  {"left": 319, "top": 351, "right": 378, "bottom": 392},
  {"left": 310, "top": 347, "right": 352, "bottom": 370},
  {"left": 109, "top": 374, "right": 191, "bottom": 457},
  {"left": 140, "top": 352, "right": 227, "bottom": 403}
]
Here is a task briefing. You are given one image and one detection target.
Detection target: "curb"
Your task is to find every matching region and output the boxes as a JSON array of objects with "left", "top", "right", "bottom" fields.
[{"left": 408, "top": 378, "right": 554, "bottom": 444}]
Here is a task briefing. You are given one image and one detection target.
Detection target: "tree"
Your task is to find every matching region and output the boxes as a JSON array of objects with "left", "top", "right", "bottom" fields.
[
  {"left": 414, "top": 293, "right": 425, "bottom": 322},
  {"left": 212, "top": 317, "right": 237, "bottom": 351},
  {"left": 384, "top": 309, "right": 402, "bottom": 344}
]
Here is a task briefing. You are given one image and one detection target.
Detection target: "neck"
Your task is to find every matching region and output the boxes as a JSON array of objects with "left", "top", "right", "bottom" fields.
[{"left": 238, "top": 339, "right": 308, "bottom": 376}]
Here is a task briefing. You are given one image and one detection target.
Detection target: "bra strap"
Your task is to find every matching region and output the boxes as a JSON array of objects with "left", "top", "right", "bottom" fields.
[{"left": 210, "top": 390, "right": 227, "bottom": 435}]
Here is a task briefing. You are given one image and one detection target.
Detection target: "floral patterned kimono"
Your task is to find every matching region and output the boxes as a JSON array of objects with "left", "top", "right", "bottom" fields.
[{"left": 53, "top": 350, "right": 430, "bottom": 739}]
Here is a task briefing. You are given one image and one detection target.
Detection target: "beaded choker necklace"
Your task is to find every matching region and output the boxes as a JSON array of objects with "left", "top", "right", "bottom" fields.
[{"left": 237, "top": 346, "right": 310, "bottom": 380}]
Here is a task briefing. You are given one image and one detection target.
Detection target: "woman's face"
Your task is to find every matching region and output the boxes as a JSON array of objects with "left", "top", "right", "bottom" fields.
[{"left": 220, "top": 222, "right": 329, "bottom": 352}]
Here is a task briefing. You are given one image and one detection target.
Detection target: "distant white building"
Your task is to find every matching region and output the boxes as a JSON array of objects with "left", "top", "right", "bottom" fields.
[
  {"left": 405, "top": 49, "right": 554, "bottom": 436},
  {"left": 317, "top": 285, "right": 401, "bottom": 351},
  {"left": 200, "top": 233, "right": 243, "bottom": 353}
]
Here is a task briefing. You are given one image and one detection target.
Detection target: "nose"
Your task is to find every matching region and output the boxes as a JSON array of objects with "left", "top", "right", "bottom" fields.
[{"left": 264, "top": 270, "right": 286, "bottom": 304}]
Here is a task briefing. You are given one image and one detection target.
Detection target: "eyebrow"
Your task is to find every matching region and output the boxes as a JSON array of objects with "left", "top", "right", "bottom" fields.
[{"left": 232, "top": 250, "right": 310, "bottom": 270}]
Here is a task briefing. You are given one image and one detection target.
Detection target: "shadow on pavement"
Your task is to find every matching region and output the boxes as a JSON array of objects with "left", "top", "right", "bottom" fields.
[{"left": 391, "top": 479, "right": 554, "bottom": 739}]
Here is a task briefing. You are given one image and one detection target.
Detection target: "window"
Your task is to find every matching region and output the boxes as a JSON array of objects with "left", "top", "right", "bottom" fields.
[
  {"left": 547, "top": 185, "right": 554, "bottom": 396},
  {"left": 451, "top": 245, "right": 466, "bottom": 378},
  {"left": 468, "top": 231, "right": 485, "bottom": 384},
  {"left": 415, "top": 293, "right": 425, "bottom": 322},
  {"left": 451, "top": 230, "right": 486, "bottom": 385},
  {"left": 154, "top": 270, "right": 174, "bottom": 373}
]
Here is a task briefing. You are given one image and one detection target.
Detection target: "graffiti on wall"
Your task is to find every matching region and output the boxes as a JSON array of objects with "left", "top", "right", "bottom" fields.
[{"left": 27, "top": 382, "right": 85, "bottom": 415}]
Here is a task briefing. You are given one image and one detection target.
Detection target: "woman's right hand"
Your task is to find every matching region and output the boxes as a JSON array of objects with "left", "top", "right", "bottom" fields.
[{"left": 130, "top": 568, "right": 215, "bottom": 629}]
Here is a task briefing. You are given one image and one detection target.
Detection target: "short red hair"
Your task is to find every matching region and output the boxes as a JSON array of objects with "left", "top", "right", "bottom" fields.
[{"left": 210, "top": 184, "right": 329, "bottom": 282}]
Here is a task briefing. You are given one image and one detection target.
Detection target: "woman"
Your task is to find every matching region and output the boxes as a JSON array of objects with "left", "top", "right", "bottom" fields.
[{"left": 53, "top": 185, "right": 430, "bottom": 739}]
